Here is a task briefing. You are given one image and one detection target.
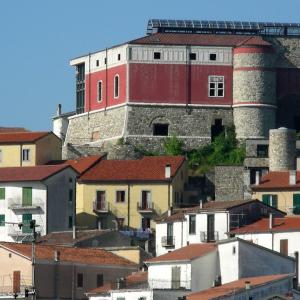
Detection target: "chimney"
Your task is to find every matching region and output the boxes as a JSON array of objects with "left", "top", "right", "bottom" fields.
[
  {"left": 199, "top": 200, "right": 203, "bottom": 209},
  {"left": 167, "top": 207, "right": 173, "bottom": 217},
  {"left": 255, "top": 171, "right": 261, "bottom": 185},
  {"left": 56, "top": 104, "right": 62, "bottom": 116},
  {"left": 245, "top": 281, "right": 251, "bottom": 290},
  {"left": 54, "top": 250, "right": 60, "bottom": 262},
  {"left": 165, "top": 164, "right": 171, "bottom": 179},
  {"left": 269, "top": 213, "right": 273, "bottom": 230},
  {"left": 290, "top": 170, "right": 296, "bottom": 185}
]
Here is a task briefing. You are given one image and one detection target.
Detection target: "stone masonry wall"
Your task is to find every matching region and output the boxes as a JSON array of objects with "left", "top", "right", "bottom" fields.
[{"left": 215, "top": 166, "right": 245, "bottom": 201}]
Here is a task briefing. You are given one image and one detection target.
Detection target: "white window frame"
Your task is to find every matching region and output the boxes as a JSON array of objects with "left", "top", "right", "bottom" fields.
[
  {"left": 114, "top": 74, "right": 120, "bottom": 99},
  {"left": 97, "top": 80, "right": 102, "bottom": 102},
  {"left": 208, "top": 75, "right": 224, "bottom": 98},
  {"left": 22, "top": 149, "right": 30, "bottom": 161}
]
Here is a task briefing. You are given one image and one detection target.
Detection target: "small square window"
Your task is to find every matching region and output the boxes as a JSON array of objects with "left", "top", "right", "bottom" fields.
[
  {"left": 153, "top": 124, "right": 168, "bottom": 136},
  {"left": 189, "top": 53, "right": 196, "bottom": 60},
  {"left": 154, "top": 52, "right": 161, "bottom": 59},
  {"left": 77, "top": 273, "right": 83, "bottom": 288},
  {"left": 118, "top": 54, "right": 121, "bottom": 61},
  {"left": 69, "top": 178, "right": 73, "bottom": 183},
  {"left": 96, "top": 60, "right": 99, "bottom": 67},
  {"left": 209, "top": 53, "right": 217, "bottom": 61},
  {"left": 209, "top": 76, "right": 224, "bottom": 98},
  {"left": 257, "top": 145, "right": 269, "bottom": 158},
  {"left": 116, "top": 191, "right": 125, "bottom": 203}
]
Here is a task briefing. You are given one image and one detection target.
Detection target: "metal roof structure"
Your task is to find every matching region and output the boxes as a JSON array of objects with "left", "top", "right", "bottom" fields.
[{"left": 147, "top": 19, "right": 300, "bottom": 36}]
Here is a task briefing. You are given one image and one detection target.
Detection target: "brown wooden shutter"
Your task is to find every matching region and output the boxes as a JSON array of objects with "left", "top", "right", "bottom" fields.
[
  {"left": 13, "top": 271, "right": 20, "bottom": 294},
  {"left": 280, "top": 239, "right": 288, "bottom": 256}
]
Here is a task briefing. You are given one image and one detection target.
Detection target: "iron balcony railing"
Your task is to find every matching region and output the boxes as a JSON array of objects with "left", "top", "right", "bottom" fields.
[
  {"left": 200, "top": 231, "right": 219, "bottom": 243},
  {"left": 161, "top": 236, "right": 175, "bottom": 247},
  {"left": 93, "top": 200, "right": 110, "bottom": 213},
  {"left": 137, "top": 201, "right": 154, "bottom": 212},
  {"left": 7, "top": 198, "right": 42, "bottom": 211}
]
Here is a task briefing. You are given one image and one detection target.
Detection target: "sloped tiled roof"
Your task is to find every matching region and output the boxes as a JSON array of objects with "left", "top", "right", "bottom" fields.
[
  {"left": 146, "top": 243, "right": 216, "bottom": 263},
  {"left": 47, "top": 155, "right": 104, "bottom": 175},
  {"left": 129, "top": 33, "right": 271, "bottom": 47},
  {"left": 0, "top": 165, "right": 72, "bottom": 182},
  {"left": 79, "top": 156, "right": 185, "bottom": 182},
  {"left": 0, "top": 131, "right": 51, "bottom": 144},
  {"left": 0, "top": 127, "right": 29, "bottom": 133},
  {"left": 0, "top": 242, "right": 137, "bottom": 267},
  {"left": 87, "top": 271, "right": 148, "bottom": 295},
  {"left": 252, "top": 171, "right": 300, "bottom": 190},
  {"left": 231, "top": 217, "right": 300, "bottom": 234},
  {"left": 187, "top": 274, "right": 292, "bottom": 300}
]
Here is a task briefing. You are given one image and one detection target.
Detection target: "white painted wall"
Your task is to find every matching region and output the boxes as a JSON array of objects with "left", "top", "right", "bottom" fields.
[{"left": 112, "top": 290, "right": 152, "bottom": 300}]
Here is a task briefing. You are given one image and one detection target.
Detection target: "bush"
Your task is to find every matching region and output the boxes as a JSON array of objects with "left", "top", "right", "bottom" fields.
[{"left": 163, "top": 135, "right": 184, "bottom": 156}]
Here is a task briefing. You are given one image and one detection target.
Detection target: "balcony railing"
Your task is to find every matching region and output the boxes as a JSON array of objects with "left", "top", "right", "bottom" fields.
[
  {"left": 137, "top": 201, "right": 154, "bottom": 213},
  {"left": 200, "top": 231, "right": 219, "bottom": 243},
  {"left": 93, "top": 200, "right": 110, "bottom": 213},
  {"left": 161, "top": 236, "right": 175, "bottom": 247},
  {"left": 7, "top": 198, "right": 42, "bottom": 210},
  {"left": 148, "top": 279, "right": 191, "bottom": 290},
  {"left": 7, "top": 224, "right": 41, "bottom": 237}
]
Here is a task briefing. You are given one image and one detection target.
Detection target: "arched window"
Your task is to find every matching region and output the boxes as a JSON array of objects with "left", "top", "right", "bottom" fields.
[
  {"left": 114, "top": 75, "right": 119, "bottom": 98},
  {"left": 97, "top": 81, "right": 102, "bottom": 102}
]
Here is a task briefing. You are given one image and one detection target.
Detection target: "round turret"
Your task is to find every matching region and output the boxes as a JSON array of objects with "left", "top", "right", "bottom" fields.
[
  {"left": 233, "top": 42, "right": 276, "bottom": 139},
  {"left": 269, "top": 127, "right": 296, "bottom": 171}
]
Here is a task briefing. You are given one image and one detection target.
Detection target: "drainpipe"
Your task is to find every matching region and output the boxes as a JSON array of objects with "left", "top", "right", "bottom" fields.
[
  {"left": 105, "top": 48, "right": 108, "bottom": 113},
  {"left": 127, "top": 183, "right": 130, "bottom": 228},
  {"left": 73, "top": 178, "right": 76, "bottom": 240},
  {"left": 88, "top": 52, "right": 91, "bottom": 120}
]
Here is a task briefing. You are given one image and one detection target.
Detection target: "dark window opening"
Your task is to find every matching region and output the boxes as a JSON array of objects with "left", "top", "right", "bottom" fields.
[
  {"left": 189, "top": 215, "right": 196, "bottom": 234},
  {"left": 211, "top": 119, "right": 224, "bottom": 141},
  {"left": 142, "top": 217, "right": 151, "bottom": 230},
  {"left": 68, "top": 216, "right": 73, "bottom": 228},
  {"left": 97, "top": 274, "right": 104, "bottom": 287},
  {"left": 189, "top": 53, "right": 196, "bottom": 60},
  {"left": 294, "top": 116, "right": 300, "bottom": 131},
  {"left": 114, "top": 75, "right": 119, "bottom": 98},
  {"left": 153, "top": 124, "right": 168, "bottom": 136},
  {"left": 257, "top": 145, "right": 269, "bottom": 158},
  {"left": 209, "top": 53, "right": 217, "bottom": 61},
  {"left": 104, "top": 57, "right": 107, "bottom": 64},
  {"left": 116, "top": 191, "right": 125, "bottom": 203},
  {"left": 69, "top": 189, "right": 73, "bottom": 202},
  {"left": 154, "top": 52, "right": 161, "bottom": 59},
  {"left": 76, "top": 63, "right": 85, "bottom": 114},
  {"left": 96, "top": 60, "right": 99, "bottom": 67},
  {"left": 77, "top": 273, "right": 83, "bottom": 288},
  {"left": 118, "top": 54, "right": 121, "bottom": 61}
]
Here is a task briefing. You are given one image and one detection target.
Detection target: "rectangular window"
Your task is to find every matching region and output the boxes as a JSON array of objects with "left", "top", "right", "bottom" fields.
[
  {"left": 77, "top": 273, "right": 83, "bottom": 288},
  {"left": 114, "top": 75, "right": 119, "bottom": 98},
  {"left": 262, "top": 194, "right": 278, "bottom": 209},
  {"left": 95, "top": 191, "right": 106, "bottom": 210},
  {"left": 280, "top": 239, "right": 288, "bottom": 255},
  {"left": 0, "top": 215, "right": 5, "bottom": 226},
  {"left": 68, "top": 216, "right": 73, "bottom": 228},
  {"left": 293, "top": 194, "right": 300, "bottom": 214},
  {"left": 141, "top": 217, "right": 151, "bottom": 230},
  {"left": 104, "top": 57, "right": 107, "bottom": 64},
  {"left": 257, "top": 145, "right": 269, "bottom": 158},
  {"left": 141, "top": 191, "right": 151, "bottom": 209},
  {"left": 96, "top": 60, "right": 99, "bottom": 67},
  {"left": 116, "top": 191, "right": 125, "bottom": 203},
  {"left": 76, "top": 63, "right": 85, "bottom": 114},
  {"left": 153, "top": 124, "right": 168, "bottom": 136},
  {"left": 208, "top": 76, "right": 224, "bottom": 97},
  {"left": 22, "top": 149, "right": 30, "bottom": 161},
  {"left": 97, "top": 81, "right": 102, "bottom": 102},
  {"left": 0, "top": 149, "right": 2, "bottom": 162},
  {"left": 154, "top": 52, "right": 161, "bottom": 59},
  {"left": 22, "top": 214, "right": 32, "bottom": 233},
  {"left": 118, "top": 54, "right": 121, "bottom": 61},
  {"left": 209, "top": 53, "right": 217, "bottom": 61},
  {"left": 97, "top": 274, "right": 103, "bottom": 287},
  {"left": 0, "top": 188, "right": 5, "bottom": 200},
  {"left": 189, "top": 53, "right": 196, "bottom": 60},
  {"left": 189, "top": 215, "right": 196, "bottom": 234},
  {"left": 69, "top": 189, "right": 73, "bottom": 202},
  {"left": 22, "top": 187, "right": 32, "bottom": 207}
]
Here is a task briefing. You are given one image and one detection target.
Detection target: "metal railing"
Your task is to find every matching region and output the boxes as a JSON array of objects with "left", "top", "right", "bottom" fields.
[
  {"left": 137, "top": 201, "right": 154, "bottom": 212},
  {"left": 200, "top": 231, "right": 219, "bottom": 242},
  {"left": 93, "top": 200, "right": 110, "bottom": 212},
  {"left": 7, "top": 198, "right": 43, "bottom": 210},
  {"left": 161, "top": 236, "right": 175, "bottom": 247},
  {"left": 148, "top": 279, "right": 191, "bottom": 290}
]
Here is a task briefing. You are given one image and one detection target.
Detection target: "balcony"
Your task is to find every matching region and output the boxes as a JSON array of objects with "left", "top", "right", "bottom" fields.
[
  {"left": 161, "top": 236, "right": 175, "bottom": 247},
  {"left": 7, "top": 224, "right": 41, "bottom": 238},
  {"left": 93, "top": 200, "right": 110, "bottom": 213},
  {"left": 137, "top": 201, "right": 154, "bottom": 213},
  {"left": 148, "top": 279, "right": 191, "bottom": 290},
  {"left": 7, "top": 198, "right": 42, "bottom": 211},
  {"left": 200, "top": 231, "right": 219, "bottom": 243}
]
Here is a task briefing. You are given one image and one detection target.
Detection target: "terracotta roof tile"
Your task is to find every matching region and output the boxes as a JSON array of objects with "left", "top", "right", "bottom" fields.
[
  {"left": 187, "top": 274, "right": 292, "bottom": 300},
  {"left": 129, "top": 33, "right": 271, "bottom": 47},
  {"left": 47, "top": 155, "right": 104, "bottom": 174},
  {"left": 0, "top": 242, "right": 137, "bottom": 266},
  {"left": 252, "top": 171, "right": 300, "bottom": 190},
  {"left": 0, "top": 165, "right": 72, "bottom": 182},
  {"left": 146, "top": 243, "right": 216, "bottom": 263},
  {"left": 0, "top": 131, "right": 51, "bottom": 144},
  {"left": 88, "top": 271, "right": 148, "bottom": 294},
  {"left": 231, "top": 217, "right": 300, "bottom": 234},
  {"left": 79, "top": 156, "right": 185, "bottom": 182},
  {"left": 0, "top": 127, "right": 29, "bottom": 133}
]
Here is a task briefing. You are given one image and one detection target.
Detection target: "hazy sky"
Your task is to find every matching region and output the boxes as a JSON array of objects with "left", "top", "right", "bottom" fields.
[{"left": 1, "top": 0, "right": 300, "bottom": 130}]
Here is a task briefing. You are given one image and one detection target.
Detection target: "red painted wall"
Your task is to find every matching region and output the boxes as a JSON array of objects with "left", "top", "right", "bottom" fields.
[
  {"left": 277, "top": 68, "right": 300, "bottom": 99},
  {"left": 85, "top": 64, "right": 127, "bottom": 112},
  {"left": 129, "top": 63, "right": 233, "bottom": 105}
]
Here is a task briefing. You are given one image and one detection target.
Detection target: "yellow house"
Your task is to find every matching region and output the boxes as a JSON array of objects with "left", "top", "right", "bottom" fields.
[
  {"left": 76, "top": 156, "right": 188, "bottom": 230},
  {"left": 252, "top": 170, "right": 300, "bottom": 215},
  {"left": 0, "top": 131, "right": 62, "bottom": 167}
]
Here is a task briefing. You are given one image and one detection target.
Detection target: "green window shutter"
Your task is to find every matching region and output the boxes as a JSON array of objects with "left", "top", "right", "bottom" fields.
[
  {"left": 22, "top": 187, "right": 32, "bottom": 207},
  {"left": 0, "top": 188, "right": 5, "bottom": 200},
  {"left": 22, "top": 214, "right": 32, "bottom": 233},
  {"left": 0, "top": 215, "right": 5, "bottom": 226},
  {"left": 271, "top": 195, "right": 278, "bottom": 209},
  {"left": 262, "top": 194, "right": 271, "bottom": 206},
  {"left": 293, "top": 194, "right": 300, "bottom": 215}
]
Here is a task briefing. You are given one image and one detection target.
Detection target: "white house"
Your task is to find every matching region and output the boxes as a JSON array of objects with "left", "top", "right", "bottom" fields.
[
  {"left": 155, "top": 199, "right": 285, "bottom": 256},
  {"left": 0, "top": 165, "right": 78, "bottom": 242},
  {"left": 88, "top": 238, "right": 296, "bottom": 300},
  {"left": 229, "top": 215, "right": 300, "bottom": 284}
]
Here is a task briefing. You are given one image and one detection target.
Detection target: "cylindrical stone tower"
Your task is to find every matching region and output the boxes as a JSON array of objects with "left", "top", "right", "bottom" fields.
[
  {"left": 269, "top": 127, "right": 296, "bottom": 171},
  {"left": 233, "top": 41, "right": 276, "bottom": 139}
]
